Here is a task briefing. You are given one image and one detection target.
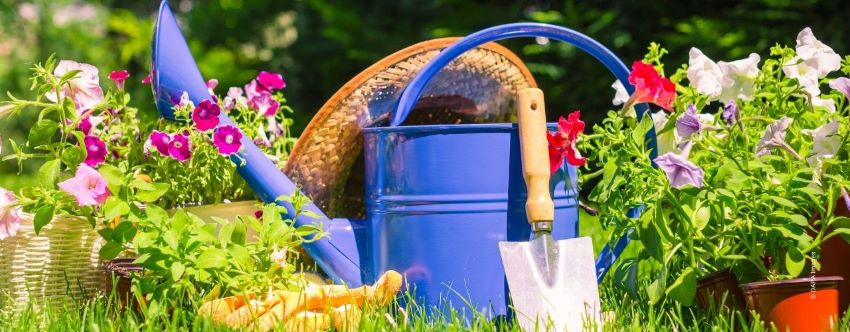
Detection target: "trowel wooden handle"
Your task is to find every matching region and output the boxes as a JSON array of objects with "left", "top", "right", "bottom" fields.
[{"left": 517, "top": 88, "right": 554, "bottom": 224}]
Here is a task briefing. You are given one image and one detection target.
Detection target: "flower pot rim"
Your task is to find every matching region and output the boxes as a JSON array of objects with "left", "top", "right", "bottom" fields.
[
  {"left": 698, "top": 267, "right": 736, "bottom": 282},
  {"left": 739, "top": 276, "right": 843, "bottom": 292}
]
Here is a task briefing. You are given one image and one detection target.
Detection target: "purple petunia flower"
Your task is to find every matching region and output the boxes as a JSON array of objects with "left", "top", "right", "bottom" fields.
[
  {"left": 147, "top": 130, "right": 171, "bottom": 156},
  {"left": 83, "top": 135, "right": 107, "bottom": 167},
  {"left": 676, "top": 104, "right": 702, "bottom": 138},
  {"left": 654, "top": 151, "right": 704, "bottom": 189},
  {"left": 722, "top": 101, "right": 738, "bottom": 126},
  {"left": 192, "top": 99, "right": 221, "bottom": 132},
  {"left": 755, "top": 117, "right": 801, "bottom": 159},
  {"left": 830, "top": 77, "right": 850, "bottom": 100},
  {"left": 168, "top": 133, "right": 192, "bottom": 161},
  {"left": 213, "top": 125, "right": 243, "bottom": 156}
]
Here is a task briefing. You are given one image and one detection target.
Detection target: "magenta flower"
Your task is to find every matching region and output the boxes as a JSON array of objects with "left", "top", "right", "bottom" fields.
[
  {"left": 147, "top": 130, "right": 171, "bottom": 156},
  {"left": 192, "top": 99, "right": 221, "bottom": 132},
  {"left": 168, "top": 132, "right": 192, "bottom": 161},
  {"left": 830, "top": 77, "right": 850, "bottom": 100},
  {"left": 721, "top": 101, "right": 738, "bottom": 126},
  {"left": 257, "top": 71, "right": 286, "bottom": 91},
  {"left": 58, "top": 164, "right": 111, "bottom": 207},
  {"left": 676, "top": 104, "right": 703, "bottom": 139},
  {"left": 249, "top": 92, "right": 280, "bottom": 116},
  {"left": 108, "top": 70, "right": 130, "bottom": 90},
  {"left": 46, "top": 60, "right": 104, "bottom": 112},
  {"left": 654, "top": 152, "right": 704, "bottom": 189},
  {"left": 83, "top": 135, "right": 107, "bottom": 167},
  {"left": 0, "top": 187, "right": 22, "bottom": 240},
  {"left": 213, "top": 125, "right": 243, "bottom": 156},
  {"left": 141, "top": 74, "right": 152, "bottom": 84}
]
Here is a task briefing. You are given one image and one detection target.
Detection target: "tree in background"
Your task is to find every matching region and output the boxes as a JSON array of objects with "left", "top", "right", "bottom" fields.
[{"left": 1, "top": 0, "right": 847, "bottom": 187}]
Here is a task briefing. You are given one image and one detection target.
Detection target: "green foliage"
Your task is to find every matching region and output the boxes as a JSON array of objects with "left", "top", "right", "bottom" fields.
[{"left": 129, "top": 194, "right": 325, "bottom": 313}]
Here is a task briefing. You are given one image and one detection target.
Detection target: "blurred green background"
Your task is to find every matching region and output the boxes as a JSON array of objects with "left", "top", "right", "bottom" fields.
[{"left": 1, "top": 0, "right": 847, "bottom": 189}]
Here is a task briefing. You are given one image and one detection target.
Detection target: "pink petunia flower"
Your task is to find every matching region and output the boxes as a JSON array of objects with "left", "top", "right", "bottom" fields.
[
  {"left": 192, "top": 99, "right": 221, "bottom": 132},
  {"left": 168, "top": 132, "right": 192, "bottom": 161},
  {"left": 46, "top": 60, "right": 104, "bottom": 112},
  {"left": 0, "top": 187, "right": 22, "bottom": 240},
  {"left": 108, "top": 70, "right": 130, "bottom": 90},
  {"left": 141, "top": 74, "right": 152, "bottom": 84},
  {"left": 146, "top": 130, "right": 171, "bottom": 156},
  {"left": 213, "top": 125, "right": 243, "bottom": 156},
  {"left": 245, "top": 79, "right": 262, "bottom": 100},
  {"left": 206, "top": 79, "right": 219, "bottom": 94},
  {"left": 224, "top": 87, "right": 246, "bottom": 111},
  {"left": 83, "top": 135, "right": 107, "bottom": 167},
  {"left": 249, "top": 91, "right": 280, "bottom": 117},
  {"left": 58, "top": 164, "right": 111, "bottom": 207},
  {"left": 257, "top": 71, "right": 286, "bottom": 91}
]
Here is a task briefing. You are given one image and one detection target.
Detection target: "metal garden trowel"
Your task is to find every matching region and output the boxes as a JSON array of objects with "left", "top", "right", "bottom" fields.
[{"left": 499, "top": 88, "right": 601, "bottom": 332}]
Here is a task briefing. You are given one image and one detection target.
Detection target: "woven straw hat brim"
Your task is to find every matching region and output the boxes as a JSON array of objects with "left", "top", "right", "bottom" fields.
[{"left": 284, "top": 37, "right": 537, "bottom": 219}]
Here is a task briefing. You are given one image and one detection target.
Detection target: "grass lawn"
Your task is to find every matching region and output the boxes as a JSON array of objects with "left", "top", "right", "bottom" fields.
[{"left": 1, "top": 212, "right": 846, "bottom": 331}]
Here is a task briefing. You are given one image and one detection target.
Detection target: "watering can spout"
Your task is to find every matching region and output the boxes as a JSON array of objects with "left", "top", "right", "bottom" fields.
[{"left": 151, "top": 0, "right": 364, "bottom": 286}]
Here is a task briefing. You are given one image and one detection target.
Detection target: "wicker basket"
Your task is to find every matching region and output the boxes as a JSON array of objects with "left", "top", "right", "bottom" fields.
[{"left": 0, "top": 214, "right": 106, "bottom": 309}]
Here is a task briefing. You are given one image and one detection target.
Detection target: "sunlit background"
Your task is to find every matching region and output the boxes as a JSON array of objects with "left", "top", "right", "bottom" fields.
[{"left": 1, "top": 0, "right": 847, "bottom": 188}]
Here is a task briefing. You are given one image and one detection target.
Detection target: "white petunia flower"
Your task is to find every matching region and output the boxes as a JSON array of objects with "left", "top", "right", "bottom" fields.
[
  {"left": 795, "top": 27, "right": 841, "bottom": 78},
  {"left": 687, "top": 48, "right": 724, "bottom": 99},
  {"left": 717, "top": 53, "right": 761, "bottom": 103},
  {"left": 651, "top": 111, "right": 680, "bottom": 155},
  {"left": 811, "top": 96, "right": 836, "bottom": 112},
  {"left": 802, "top": 120, "right": 840, "bottom": 168},
  {"left": 611, "top": 80, "right": 630, "bottom": 106},
  {"left": 783, "top": 58, "right": 822, "bottom": 96}
]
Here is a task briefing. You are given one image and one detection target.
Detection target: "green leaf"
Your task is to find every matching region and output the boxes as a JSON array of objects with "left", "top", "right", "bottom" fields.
[
  {"left": 229, "top": 245, "right": 252, "bottom": 271},
  {"left": 28, "top": 119, "right": 59, "bottom": 146},
  {"left": 37, "top": 159, "right": 61, "bottom": 188},
  {"left": 170, "top": 262, "right": 186, "bottom": 282},
  {"left": 692, "top": 205, "right": 711, "bottom": 232},
  {"left": 785, "top": 247, "right": 805, "bottom": 278},
  {"left": 134, "top": 183, "right": 170, "bottom": 203},
  {"left": 33, "top": 205, "right": 55, "bottom": 235},
  {"left": 196, "top": 248, "right": 227, "bottom": 270},
  {"left": 665, "top": 267, "right": 697, "bottom": 306},
  {"left": 110, "top": 221, "right": 137, "bottom": 243},
  {"left": 770, "top": 196, "right": 798, "bottom": 209},
  {"left": 60, "top": 145, "right": 85, "bottom": 168},
  {"left": 98, "top": 164, "right": 125, "bottom": 194},
  {"left": 103, "top": 197, "right": 131, "bottom": 221},
  {"left": 631, "top": 114, "right": 654, "bottom": 147},
  {"left": 99, "top": 241, "right": 125, "bottom": 260}
]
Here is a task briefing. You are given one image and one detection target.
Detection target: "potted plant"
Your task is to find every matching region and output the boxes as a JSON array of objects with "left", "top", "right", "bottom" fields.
[
  {"left": 142, "top": 71, "right": 298, "bottom": 221},
  {"left": 582, "top": 27, "right": 850, "bottom": 329},
  {"left": 0, "top": 56, "right": 300, "bottom": 307}
]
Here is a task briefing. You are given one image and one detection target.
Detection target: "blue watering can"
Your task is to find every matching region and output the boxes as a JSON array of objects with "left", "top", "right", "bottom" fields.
[{"left": 151, "top": 0, "right": 653, "bottom": 318}]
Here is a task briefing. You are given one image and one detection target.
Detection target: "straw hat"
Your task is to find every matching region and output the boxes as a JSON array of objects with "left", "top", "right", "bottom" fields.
[{"left": 284, "top": 38, "right": 537, "bottom": 219}]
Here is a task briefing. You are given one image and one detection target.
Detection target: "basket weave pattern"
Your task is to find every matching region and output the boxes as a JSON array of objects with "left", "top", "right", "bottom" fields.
[{"left": 0, "top": 215, "right": 106, "bottom": 309}]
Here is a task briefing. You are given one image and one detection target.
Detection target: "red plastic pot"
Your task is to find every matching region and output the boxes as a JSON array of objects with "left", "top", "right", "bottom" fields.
[
  {"left": 740, "top": 276, "right": 842, "bottom": 332},
  {"left": 696, "top": 268, "right": 745, "bottom": 311}
]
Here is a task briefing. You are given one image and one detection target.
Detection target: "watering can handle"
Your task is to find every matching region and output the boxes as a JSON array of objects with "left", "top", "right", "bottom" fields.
[
  {"left": 390, "top": 23, "right": 655, "bottom": 282},
  {"left": 391, "top": 22, "right": 650, "bottom": 126}
]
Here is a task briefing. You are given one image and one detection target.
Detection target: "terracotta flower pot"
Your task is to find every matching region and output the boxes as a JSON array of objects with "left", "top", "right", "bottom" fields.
[
  {"left": 740, "top": 276, "right": 842, "bottom": 332},
  {"left": 696, "top": 268, "right": 745, "bottom": 311},
  {"left": 103, "top": 258, "right": 144, "bottom": 310}
]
